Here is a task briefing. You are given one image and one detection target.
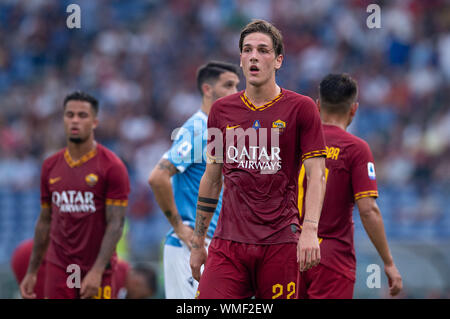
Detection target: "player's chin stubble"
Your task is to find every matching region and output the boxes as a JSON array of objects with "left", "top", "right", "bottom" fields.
[{"left": 68, "top": 136, "right": 85, "bottom": 144}]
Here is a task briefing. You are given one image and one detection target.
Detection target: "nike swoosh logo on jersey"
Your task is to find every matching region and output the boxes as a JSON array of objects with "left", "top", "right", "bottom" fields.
[
  {"left": 49, "top": 177, "right": 61, "bottom": 184},
  {"left": 226, "top": 125, "right": 240, "bottom": 130}
]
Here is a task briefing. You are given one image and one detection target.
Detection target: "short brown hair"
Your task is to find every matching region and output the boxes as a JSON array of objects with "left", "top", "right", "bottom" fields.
[
  {"left": 196, "top": 61, "right": 239, "bottom": 96},
  {"left": 239, "top": 19, "right": 284, "bottom": 57},
  {"left": 63, "top": 91, "right": 99, "bottom": 115},
  {"left": 319, "top": 73, "right": 358, "bottom": 114}
]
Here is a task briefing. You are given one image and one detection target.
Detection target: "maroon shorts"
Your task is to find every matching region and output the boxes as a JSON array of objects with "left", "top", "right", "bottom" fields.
[
  {"left": 44, "top": 261, "right": 116, "bottom": 299},
  {"left": 197, "top": 238, "right": 298, "bottom": 299},
  {"left": 296, "top": 263, "right": 354, "bottom": 299}
]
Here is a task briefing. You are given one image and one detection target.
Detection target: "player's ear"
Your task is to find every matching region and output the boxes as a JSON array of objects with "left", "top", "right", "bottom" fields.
[
  {"left": 316, "top": 99, "right": 321, "bottom": 113},
  {"left": 347, "top": 102, "right": 358, "bottom": 127},
  {"left": 350, "top": 102, "right": 359, "bottom": 116},
  {"left": 274, "top": 54, "right": 283, "bottom": 71},
  {"left": 202, "top": 83, "right": 212, "bottom": 99},
  {"left": 92, "top": 117, "right": 99, "bottom": 129}
]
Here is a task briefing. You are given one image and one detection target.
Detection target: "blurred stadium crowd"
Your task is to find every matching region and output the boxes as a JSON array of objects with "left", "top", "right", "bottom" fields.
[{"left": 0, "top": 0, "right": 449, "bottom": 298}]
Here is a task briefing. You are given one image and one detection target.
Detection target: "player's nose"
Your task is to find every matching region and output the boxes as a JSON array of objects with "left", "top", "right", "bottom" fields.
[
  {"left": 248, "top": 49, "right": 258, "bottom": 60},
  {"left": 70, "top": 115, "right": 81, "bottom": 122}
]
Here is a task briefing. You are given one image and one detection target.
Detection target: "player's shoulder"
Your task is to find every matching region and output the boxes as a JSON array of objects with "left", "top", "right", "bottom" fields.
[
  {"left": 323, "top": 125, "right": 371, "bottom": 152},
  {"left": 97, "top": 143, "right": 127, "bottom": 168},
  {"left": 182, "top": 110, "right": 208, "bottom": 128},
  {"left": 281, "top": 89, "right": 316, "bottom": 107},
  {"left": 211, "top": 90, "right": 244, "bottom": 110},
  {"left": 174, "top": 111, "right": 207, "bottom": 142},
  {"left": 42, "top": 148, "right": 65, "bottom": 168},
  {"left": 348, "top": 132, "right": 371, "bottom": 151},
  {"left": 218, "top": 90, "right": 243, "bottom": 104},
  {"left": 345, "top": 133, "right": 375, "bottom": 167},
  {"left": 191, "top": 110, "right": 208, "bottom": 122},
  {"left": 341, "top": 130, "right": 373, "bottom": 157}
]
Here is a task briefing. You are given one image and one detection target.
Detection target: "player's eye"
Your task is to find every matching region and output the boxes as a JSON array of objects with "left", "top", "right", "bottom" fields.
[
  {"left": 65, "top": 112, "right": 74, "bottom": 118},
  {"left": 243, "top": 47, "right": 252, "bottom": 53},
  {"left": 258, "top": 48, "right": 270, "bottom": 54}
]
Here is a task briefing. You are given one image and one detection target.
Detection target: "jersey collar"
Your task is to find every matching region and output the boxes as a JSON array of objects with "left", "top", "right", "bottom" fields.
[
  {"left": 240, "top": 89, "right": 283, "bottom": 112},
  {"left": 64, "top": 144, "right": 98, "bottom": 168}
]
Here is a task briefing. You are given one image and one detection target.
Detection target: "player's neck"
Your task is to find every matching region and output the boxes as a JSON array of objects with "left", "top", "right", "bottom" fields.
[
  {"left": 201, "top": 99, "right": 212, "bottom": 115},
  {"left": 245, "top": 81, "right": 280, "bottom": 106},
  {"left": 321, "top": 116, "right": 348, "bottom": 131},
  {"left": 67, "top": 138, "right": 97, "bottom": 161}
]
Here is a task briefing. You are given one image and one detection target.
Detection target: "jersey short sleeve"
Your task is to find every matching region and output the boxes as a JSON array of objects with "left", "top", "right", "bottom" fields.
[
  {"left": 351, "top": 140, "right": 379, "bottom": 200},
  {"left": 105, "top": 160, "right": 130, "bottom": 206},
  {"left": 206, "top": 103, "right": 223, "bottom": 163},
  {"left": 297, "top": 97, "right": 327, "bottom": 161},
  {"left": 164, "top": 119, "right": 205, "bottom": 172}
]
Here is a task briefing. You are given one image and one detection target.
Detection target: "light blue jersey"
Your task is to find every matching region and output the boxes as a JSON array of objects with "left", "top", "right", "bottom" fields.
[{"left": 163, "top": 110, "right": 222, "bottom": 247}]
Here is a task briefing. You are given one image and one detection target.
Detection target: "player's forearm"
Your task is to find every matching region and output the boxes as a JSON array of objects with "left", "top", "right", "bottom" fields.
[
  {"left": 27, "top": 210, "right": 51, "bottom": 274},
  {"left": 192, "top": 210, "right": 215, "bottom": 248},
  {"left": 303, "top": 161, "right": 326, "bottom": 232},
  {"left": 360, "top": 207, "right": 394, "bottom": 265},
  {"left": 91, "top": 206, "right": 125, "bottom": 273},
  {"left": 191, "top": 175, "right": 222, "bottom": 247},
  {"left": 149, "top": 173, "right": 182, "bottom": 229}
]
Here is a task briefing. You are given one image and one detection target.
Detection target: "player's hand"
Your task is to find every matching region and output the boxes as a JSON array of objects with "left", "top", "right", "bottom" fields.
[
  {"left": 384, "top": 263, "right": 402, "bottom": 297},
  {"left": 80, "top": 268, "right": 103, "bottom": 299},
  {"left": 297, "top": 226, "right": 321, "bottom": 272},
  {"left": 174, "top": 223, "right": 194, "bottom": 250},
  {"left": 20, "top": 273, "right": 37, "bottom": 299},
  {"left": 190, "top": 242, "right": 207, "bottom": 282}
]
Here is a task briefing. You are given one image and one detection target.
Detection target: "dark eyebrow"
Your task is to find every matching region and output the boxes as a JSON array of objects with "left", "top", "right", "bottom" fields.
[
  {"left": 243, "top": 43, "right": 270, "bottom": 48},
  {"left": 64, "top": 110, "right": 89, "bottom": 115}
]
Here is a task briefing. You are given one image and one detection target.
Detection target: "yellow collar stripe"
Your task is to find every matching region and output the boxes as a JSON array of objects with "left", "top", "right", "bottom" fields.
[{"left": 64, "top": 147, "right": 97, "bottom": 168}]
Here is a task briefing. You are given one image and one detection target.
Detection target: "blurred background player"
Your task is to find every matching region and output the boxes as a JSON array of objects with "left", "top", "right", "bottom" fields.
[
  {"left": 11, "top": 239, "right": 45, "bottom": 298},
  {"left": 12, "top": 239, "right": 156, "bottom": 299},
  {"left": 106, "top": 260, "right": 157, "bottom": 299},
  {"left": 297, "top": 73, "right": 403, "bottom": 299},
  {"left": 19, "top": 92, "right": 130, "bottom": 299},
  {"left": 148, "top": 61, "right": 240, "bottom": 298},
  {"left": 190, "top": 20, "right": 327, "bottom": 299}
]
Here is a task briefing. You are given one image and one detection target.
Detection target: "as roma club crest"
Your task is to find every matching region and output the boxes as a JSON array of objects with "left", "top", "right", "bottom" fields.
[
  {"left": 85, "top": 173, "right": 98, "bottom": 187},
  {"left": 272, "top": 119, "right": 286, "bottom": 134}
]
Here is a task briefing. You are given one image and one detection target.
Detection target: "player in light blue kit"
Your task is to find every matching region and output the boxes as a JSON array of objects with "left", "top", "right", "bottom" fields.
[{"left": 148, "top": 61, "right": 239, "bottom": 298}]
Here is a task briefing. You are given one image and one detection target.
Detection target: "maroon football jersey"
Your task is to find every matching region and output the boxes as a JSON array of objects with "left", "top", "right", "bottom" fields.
[
  {"left": 40, "top": 143, "right": 130, "bottom": 273},
  {"left": 207, "top": 89, "right": 326, "bottom": 244},
  {"left": 298, "top": 124, "right": 378, "bottom": 281}
]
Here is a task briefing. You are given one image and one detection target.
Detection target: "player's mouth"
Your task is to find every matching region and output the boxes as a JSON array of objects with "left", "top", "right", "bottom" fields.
[
  {"left": 70, "top": 127, "right": 80, "bottom": 134},
  {"left": 249, "top": 65, "right": 260, "bottom": 75}
]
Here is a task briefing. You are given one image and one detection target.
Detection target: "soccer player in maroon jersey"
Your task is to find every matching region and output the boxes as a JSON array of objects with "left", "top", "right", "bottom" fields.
[
  {"left": 190, "top": 20, "right": 327, "bottom": 299},
  {"left": 12, "top": 239, "right": 155, "bottom": 299},
  {"left": 19, "top": 91, "right": 130, "bottom": 299},
  {"left": 296, "top": 73, "right": 403, "bottom": 299}
]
